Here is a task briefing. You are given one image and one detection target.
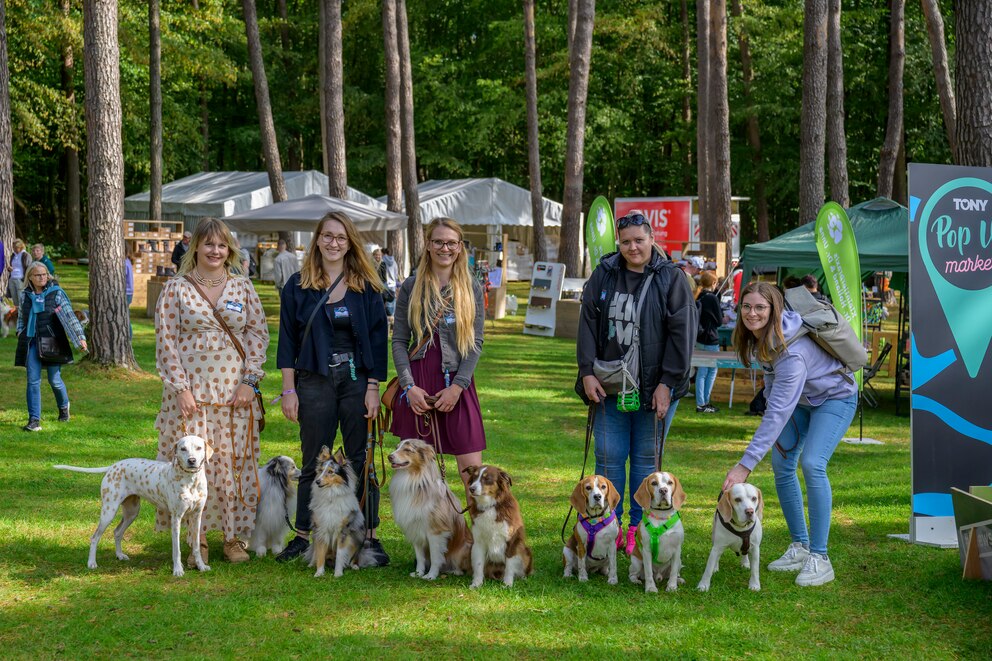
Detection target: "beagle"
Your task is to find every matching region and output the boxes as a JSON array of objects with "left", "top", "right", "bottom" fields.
[
  {"left": 697, "top": 482, "right": 764, "bottom": 592},
  {"left": 628, "top": 471, "right": 686, "bottom": 593},
  {"left": 463, "top": 464, "right": 533, "bottom": 588},
  {"left": 562, "top": 475, "right": 621, "bottom": 584}
]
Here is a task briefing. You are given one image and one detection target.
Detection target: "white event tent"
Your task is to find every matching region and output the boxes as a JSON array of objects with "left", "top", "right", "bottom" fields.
[{"left": 225, "top": 194, "right": 406, "bottom": 233}]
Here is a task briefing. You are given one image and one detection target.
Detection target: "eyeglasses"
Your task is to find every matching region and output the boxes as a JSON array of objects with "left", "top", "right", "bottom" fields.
[
  {"left": 740, "top": 303, "right": 770, "bottom": 314},
  {"left": 29, "top": 273, "right": 48, "bottom": 279},
  {"left": 431, "top": 239, "right": 461, "bottom": 251},
  {"left": 617, "top": 213, "right": 649, "bottom": 229},
  {"left": 318, "top": 233, "right": 349, "bottom": 246}
]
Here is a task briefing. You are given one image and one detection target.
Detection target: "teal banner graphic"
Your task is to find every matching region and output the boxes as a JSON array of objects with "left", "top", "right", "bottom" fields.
[
  {"left": 586, "top": 196, "right": 616, "bottom": 270},
  {"left": 815, "top": 201, "right": 863, "bottom": 385}
]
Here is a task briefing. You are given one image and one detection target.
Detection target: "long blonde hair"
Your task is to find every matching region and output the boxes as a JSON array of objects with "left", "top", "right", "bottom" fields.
[
  {"left": 178, "top": 218, "right": 242, "bottom": 275},
  {"left": 299, "top": 211, "right": 383, "bottom": 292},
  {"left": 408, "top": 217, "right": 476, "bottom": 357},
  {"left": 732, "top": 281, "right": 788, "bottom": 368}
]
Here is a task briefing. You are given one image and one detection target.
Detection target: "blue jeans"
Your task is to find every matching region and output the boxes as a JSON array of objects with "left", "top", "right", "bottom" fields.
[
  {"left": 593, "top": 395, "right": 680, "bottom": 527},
  {"left": 25, "top": 338, "right": 69, "bottom": 421},
  {"left": 126, "top": 293, "right": 133, "bottom": 339},
  {"left": 695, "top": 343, "right": 719, "bottom": 407},
  {"left": 771, "top": 393, "right": 857, "bottom": 555}
]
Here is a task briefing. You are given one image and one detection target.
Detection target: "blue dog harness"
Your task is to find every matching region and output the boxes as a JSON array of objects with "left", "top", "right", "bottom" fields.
[{"left": 578, "top": 510, "right": 617, "bottom": 560}]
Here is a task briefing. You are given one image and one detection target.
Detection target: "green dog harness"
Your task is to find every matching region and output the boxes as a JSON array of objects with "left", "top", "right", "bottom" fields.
[{"left": 643, "top": 510, "right": 681, "bottom": 560}]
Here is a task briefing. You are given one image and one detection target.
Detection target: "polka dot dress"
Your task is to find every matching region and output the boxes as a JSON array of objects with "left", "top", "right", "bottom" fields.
[{"left": 153, "top": 276, "right": 270, "bottom": 540}]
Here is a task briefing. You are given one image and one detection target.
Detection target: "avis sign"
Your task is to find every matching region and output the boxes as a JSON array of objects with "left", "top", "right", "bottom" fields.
[{"left": 614, "top": 198, "right": 691, "bottom": 257}]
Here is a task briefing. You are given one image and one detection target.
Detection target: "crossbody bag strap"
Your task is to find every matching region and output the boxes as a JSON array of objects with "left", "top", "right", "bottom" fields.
[
  {"left": 297, "top": 271, "right": 346, "bottom": 363},
  {"left": 408, "top": 296, "right": 451, "bottom": 359},
  {"left": 184, "top": 275, "right": 250, "bottom": 362}
]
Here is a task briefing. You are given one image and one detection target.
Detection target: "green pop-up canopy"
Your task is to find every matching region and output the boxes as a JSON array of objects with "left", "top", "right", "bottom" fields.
[{"left": 739, "top": 198, "right": 909, "bottom": 279}]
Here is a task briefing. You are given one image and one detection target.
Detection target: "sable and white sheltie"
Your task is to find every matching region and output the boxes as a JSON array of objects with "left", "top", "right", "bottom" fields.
[
  {"left": 249, "top": 456, "right": 300, "bottom": 557},
  {"left": 0, "top": 298, "right": 16, "bottom": 338},
  {"left": 463, "top": 464, "right": 533, "bottom": 588},
  {"left": 388, "top": 439, "right": 472, "bottom": 580},
  {"left": 303, "top": 446, "right": 376, "bottom": 577}
]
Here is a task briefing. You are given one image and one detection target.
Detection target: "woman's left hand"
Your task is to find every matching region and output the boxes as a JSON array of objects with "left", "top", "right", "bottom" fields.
[
  {"left": 432, "top": 384, "right": 464, "bottom": 413},
  {"left": 722, "top": 464, "right": 751, "bottom": 492},
  {"left": 651, "top": 383, "right": 672, "bottom": 420},
  {"left": 364, "top": 388, "right": 380, "bottom": 419},
  {"left": 79, "top": 340, "right": 88, "bottom": 352},
  {"left": 230, "top": 383, "right": 255, "bottom": 408}
]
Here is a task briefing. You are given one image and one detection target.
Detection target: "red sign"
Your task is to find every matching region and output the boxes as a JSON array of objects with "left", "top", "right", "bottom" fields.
[{"left": 614, "top": 198, "right": 691, "bottom": 257}]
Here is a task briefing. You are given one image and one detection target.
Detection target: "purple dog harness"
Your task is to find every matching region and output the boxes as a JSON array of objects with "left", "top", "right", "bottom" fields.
[{"left": 578, "top": 510, "right": 617, "bottom": 560}]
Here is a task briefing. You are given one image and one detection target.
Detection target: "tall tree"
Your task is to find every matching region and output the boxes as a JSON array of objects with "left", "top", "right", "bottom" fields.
[
  {"left": 798, "top": 0, "right": 827, "bottom": 225},
  {"left": 523, "top": 0, "right": 546, "bottom": 263},
  {"left": 954, "top": 0, "right": 991, "bottom": 166},
  {"left": 149, "top": 0, "right": 163, "bottom": 220},
  {"left": 705, "top": 0, "right": 732, "bottom": 266},
  {"left": 877, "top": 0, "right": 904, "bottom": 199},
  {"left": 730, "top": 0, "right": 769, "bottom": 242},
  {"left": 396, "top": 0, "right": 423, "bottom": 264},
  {"left": 241, "top": 0, "right": 288, "bottom": 203},
  {"left": 695, "top": 0, "right": 710, "bottom": 237},
  {"left": 680, "top": 0, "right": 693, "bottom": 192},
  {"left": 62, "top": 0, "right": 82, "bottom": 251},
  {"left": 560, "top": 0, "right": 594, "bottom": 277},
  {"left": 826, "top": 0, "right": 849, "bottom": 207},
  {"left": 321, "top": 0, "right": 347, "bottom": 199},
  {"left": 382, "top": 0, "right": 405, "bottom": 273},
  {"left": 920, "top": 0, "right": 956, "bottom": 160},
  {"left": 0, "top": 0, "right": 13, "bottom": 295},
  {"left": 83, "top": 0, "right": 138, "bottom": 369}
]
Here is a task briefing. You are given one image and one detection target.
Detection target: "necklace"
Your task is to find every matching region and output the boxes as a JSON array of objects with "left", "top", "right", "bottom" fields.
[{"left": 191, "top": 269, "right": 227, "bottom": 288}]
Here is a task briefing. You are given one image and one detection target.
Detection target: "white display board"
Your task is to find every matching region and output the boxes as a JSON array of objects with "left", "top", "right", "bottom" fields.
[{"left": 523, "top": 262, "right": 566, "bottom": 337}]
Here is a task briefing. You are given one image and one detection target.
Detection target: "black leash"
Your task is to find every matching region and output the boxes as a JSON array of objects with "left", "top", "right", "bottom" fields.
[
  {"left": 653, "top": 412, "right": 667, "bottom": 472},
  {"left": 560, "top": 403, "right": 599, "bottom": 546}
]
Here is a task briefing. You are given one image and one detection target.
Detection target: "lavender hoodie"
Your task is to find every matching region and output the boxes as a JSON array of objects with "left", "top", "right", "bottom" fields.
[{"left": 739, "top": 311, "right": 858, "bottom": 471}]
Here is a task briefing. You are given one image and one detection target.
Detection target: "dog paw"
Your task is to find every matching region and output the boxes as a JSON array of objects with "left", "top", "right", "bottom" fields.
[
  {"left": 410, "top": 571, "right": 422, "bottom": 578},
  {"left": 741, "top": 557, "right": 751, "bottom": 569},
  {"left": 469, "top": 580, "right": 483, "bottom": 589},
  {"left": 197, "top": 563, "right": 211, "bottom": 572},
  {"left": 116, "top": 552, "right": 130, "bottom": 561},
  {"left": 254, "top": 548, "right": 267, "bottom": 558},
  {"left": 749, "top": 581, "right": 761, "bottom": 592},
  {"left": 173, "top": 566, "right": 185, "bottom": 578},
  {"left": 422, "top": 573, "right": 439, "bottom": 581},
  {"left": 578, "top": 574, "right": 588, "bottom": 583},
  {"left": 314, "top": 568, "right": 325, "bottom": 578},
  {"left": 696, "top": 582, "right": 710, "bottom": 592},
  {"left": 666, "top": 583, "right": 678, "bottom": 592},
  {"left": 608, "top": 576, "right": 618, "bottom": 585},
  {"left": 87, "top": 560, "right": 98, "bottom": 569},
  {"left": 645, "top": 583, "right": 658, "bottom": 593}
]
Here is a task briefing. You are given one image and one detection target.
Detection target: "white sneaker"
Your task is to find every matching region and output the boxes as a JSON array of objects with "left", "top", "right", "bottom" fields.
[
  {"left": 795, "top": 553, "right": 835, "bottom": 586},
  {"left": 767, "top": 542, "right": 810, "bottom": 572}
]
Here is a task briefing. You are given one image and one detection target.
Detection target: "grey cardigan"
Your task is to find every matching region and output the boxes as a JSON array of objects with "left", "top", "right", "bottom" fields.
[{"left": 391, "top": 276, "right": 485, "bottom": 391}]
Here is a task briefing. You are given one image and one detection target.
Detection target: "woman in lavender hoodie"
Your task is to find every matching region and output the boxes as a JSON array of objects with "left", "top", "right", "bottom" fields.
[{"left": 721, "top": 282, "right": 857, "bottom": 587}]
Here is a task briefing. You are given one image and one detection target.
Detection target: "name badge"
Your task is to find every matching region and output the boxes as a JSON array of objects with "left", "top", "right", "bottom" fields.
[
  {"left": 225, "top": 300, "right": 244, "bottom": 313},
  {"left": 334, "top": 306, "right": 350, "bottom": 319},
  {"left": 444, "top": 312, "right": 456, "bottom": 326}
]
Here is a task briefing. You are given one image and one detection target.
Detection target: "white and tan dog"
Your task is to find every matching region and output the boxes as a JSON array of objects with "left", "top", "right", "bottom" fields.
[
  {"left": 562, "top": 475, "right": 620, "bottom": 584},
  {"left": 463, "top": 464, "right": 533, "bottom": 588},
  {"left": 249, "top": 456, "right": 301, "bottom": 557},
  {"left": 388, "top": 439, "right": 473, "bottom": 580},
  {"left": 629, "top": 471, "right": 686, "bottom": 593},
  {"left": 0, "top": 297, "right": 16, "bottom": 338},
  {"left": 53, "top": 435, "right": 212, "bottom": 577},
  {"left": 697, "top": 482, "right": 764, "bottom": 592}
]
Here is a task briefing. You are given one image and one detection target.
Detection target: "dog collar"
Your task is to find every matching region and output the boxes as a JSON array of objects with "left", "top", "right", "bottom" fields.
[
  {"left": 718, "top": 515, "right": 756, "bottom": 556},
  {"left": 643, "top": 510, "right": 680, "bottom": 560},
  {"left": 578, "top": 509, "right": 617, "bottom": 560}
]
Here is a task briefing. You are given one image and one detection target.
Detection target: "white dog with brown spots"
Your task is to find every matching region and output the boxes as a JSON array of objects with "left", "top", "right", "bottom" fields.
[{"left": 54, "top": 435, "right": 213, "bottom": 577}]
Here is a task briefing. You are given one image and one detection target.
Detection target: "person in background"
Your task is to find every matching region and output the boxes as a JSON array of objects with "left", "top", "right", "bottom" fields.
[
  {"left": 380, "top": 247, "right": 400, "bottom": 316},
  {"left": 802, "top": 274, "right": 828, "bottom": 302},
  {"left": 272, "top": 238, "right": 299, "bottom": 295},
  {"left": 15, "top": 262, "right": 88, "bottom": 431},
  {"left": 677, "top": 255, "right": 703, "bottom": 298},
  {"left": 171, "top": 231, "right": 192, "bottom": 270},
  {"left": 694, "top": 271, "right": 722, "bottom": 414},
  {"left": 31, "top": 244, "right": 55, "bottom": 275},
  {"left": 722, "top": 281, "right": 858, "bottom": 587},
  {"left": 125, "top": 253, "right": 134, "bottom": 339},
  {"left": 6, "top": 238, "right": 30, "bottom": 305}
]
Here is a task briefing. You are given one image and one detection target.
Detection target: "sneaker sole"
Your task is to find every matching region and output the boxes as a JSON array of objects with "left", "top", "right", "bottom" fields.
[
  {"left": 768, "top": 560, "right": 807, "bottom": 572},
  {"left": 796, "top": 568, "right": 835, "bottom": 586}
]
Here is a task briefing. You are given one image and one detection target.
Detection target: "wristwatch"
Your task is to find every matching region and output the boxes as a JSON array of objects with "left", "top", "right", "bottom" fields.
[{"left": 242, "top": 373, "right": 260, "bottom": 387}]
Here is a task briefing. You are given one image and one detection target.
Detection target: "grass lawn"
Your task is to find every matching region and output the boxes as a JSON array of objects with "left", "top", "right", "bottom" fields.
[{"left": 0, "top": 266, "right": 989, "bottom": 658}]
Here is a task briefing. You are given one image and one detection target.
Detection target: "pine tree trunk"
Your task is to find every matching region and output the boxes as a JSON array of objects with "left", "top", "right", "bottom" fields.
[
  {"left": 560, "top": 0, "right": 594, "bottom": 278},
  {"left": 826, "top": 0, "right": 849, "bottom": 207},
  {"left": 799, "top": 0, "right": 827, "bottom": 225},
  {"left": 242, "top": 0, "right": 288, "bottom": 203},
  {"left": 321, "top": 0, "right": 347, "bottom": 199},
  {"left": 695, "top": 0, "right": 710, "bottom": 240},
  {"left": 149, "top": 0, "right": 163, "bottom": 220},
  {"left": 920, "top": 0, "right": 956, "bottom": 160},
  {"left": 277, "top": 0, "right": 290, "bottom": 51},
  {"left": 706, "top": 0, "right": 731, "bottom": 266},
  {"left": 83, "top": 0, "right": 138, "bottom": 370},
  {"left": 61, "top": 0, "right": 82, "bottom": 252},
  {"left": 523, "top": 0, "right": 547, "bottom": 263},
  {"left": 877, "top": 0, "right": 904, "bottom": 199},
  {"left": 382, "top": 0, "right": 405, "bottom": 274},
  {"left": 954, "top": 0, "right": 992, "bottom": 166},
  {"left": 730, "top": 0, "right": 768, "bottom": 242},
  {"left": 681, "top": 0, "right": 693, "bottom": 192},
  {"left": 396, "top": 0, "right": 423, "bottom": 264},
  {"left": 0, "top": 0, "right": 13, "bottom": 295},
  {"left": 200, "top": 80, "right": 209, "bottom": 171}
]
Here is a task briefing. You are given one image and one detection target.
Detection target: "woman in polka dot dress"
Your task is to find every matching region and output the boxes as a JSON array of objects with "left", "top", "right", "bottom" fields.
[{"left": 154, "top": 218, "right": 270, "bottom": 564}]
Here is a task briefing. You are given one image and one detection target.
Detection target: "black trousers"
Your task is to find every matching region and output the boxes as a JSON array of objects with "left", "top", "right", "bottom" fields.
[{"left": 294, "top": 364, "right": 380, "bottom": 532}]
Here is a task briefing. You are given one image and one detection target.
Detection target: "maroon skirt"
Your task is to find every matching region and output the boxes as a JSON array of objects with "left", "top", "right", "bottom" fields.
[{"left": 390, "top": 335, "right": 486, "bottom": 455}]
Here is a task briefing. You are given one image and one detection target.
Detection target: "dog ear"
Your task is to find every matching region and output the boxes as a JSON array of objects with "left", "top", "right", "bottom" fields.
[
  {"left": 633, "top": 474, "right": 653, "bottom": 511},
  {"left": 672, "top": 474, "right": 687, "bottom": 511},
  {"left": 604, "top": 477, "right": 621, "bottom": 511},
  {"left": 497, "top": 469, "right": 513, "bottom": 489},
  {"left": 318, "top": 445, "right": 331, "bottom": 463},
  {"left": 570, "top": 479, "right": 588, "bottom": 514},
  {"left": 461, "top": 465, "right": 479, "bottom": 478},
  {"left": 717, "top": 489, "right": 734, "bottom": 522},
  {"left": 754, "top": 486, "right": 764, "bottom": 521},
  {"left": 333, "top": 447, "right": 347, "bottom": 465},
  {"left": 204, "top": 440, "right": 215, "bottom": 463}
]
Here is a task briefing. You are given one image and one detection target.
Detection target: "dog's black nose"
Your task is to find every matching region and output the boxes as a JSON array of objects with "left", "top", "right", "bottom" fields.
[{"left": 593, "top": 493, "right": 602, "bottom": 501}]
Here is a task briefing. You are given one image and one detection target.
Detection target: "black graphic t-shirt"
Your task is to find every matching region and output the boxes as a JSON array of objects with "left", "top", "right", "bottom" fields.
[
  {"left": 328, "top": 298, "right": 356, "bottom": 355},
  {"left": 602, "top": 268, "right": 646, "bottom": 362}
]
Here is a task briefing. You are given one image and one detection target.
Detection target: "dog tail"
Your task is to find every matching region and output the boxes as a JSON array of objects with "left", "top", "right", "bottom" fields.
[{"left": 53, "top": 464, "right": 111, "bottom": 474}]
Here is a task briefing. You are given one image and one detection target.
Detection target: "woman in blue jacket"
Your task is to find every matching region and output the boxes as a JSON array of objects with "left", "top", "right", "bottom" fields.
[
  {"left": 275, "top": 211, "right": 389, "bottom": 565},
  {"left": 722, "top": 282, "right": 858, "bottom": 587}
]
